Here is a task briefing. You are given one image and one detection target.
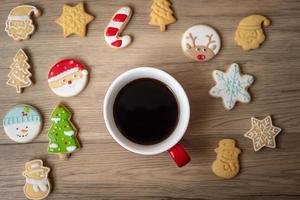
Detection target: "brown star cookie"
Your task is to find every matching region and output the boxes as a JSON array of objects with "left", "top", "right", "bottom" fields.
[
  {"left": 244, "top": 116, "right": 282, "bottom": 151},
  {"left": 55, "top": 2, "right": 94, "bottom": 38}
]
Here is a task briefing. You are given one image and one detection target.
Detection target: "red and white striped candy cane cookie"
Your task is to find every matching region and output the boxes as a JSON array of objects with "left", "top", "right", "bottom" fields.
[{"left": 104, "top": 7, "right": 133, "bottom": 48}]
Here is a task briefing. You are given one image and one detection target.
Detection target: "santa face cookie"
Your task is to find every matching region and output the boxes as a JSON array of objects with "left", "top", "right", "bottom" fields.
[
  {"left": 3, "top": 104, "right": 42, "bottom": 143},
  {"left": 181, "top": 25, "right": 221, "bottom": 62},
  {"left": 5, "top": 5, "right": 41, "bottom": 41},
  {"left": 48, "top": 59, "right": 89, "bottom": 97}
]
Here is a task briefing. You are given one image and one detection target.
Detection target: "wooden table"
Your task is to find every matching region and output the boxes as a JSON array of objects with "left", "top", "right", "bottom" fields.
[{"left": 1, "top": 0, "right": 300, "bottom": 199}]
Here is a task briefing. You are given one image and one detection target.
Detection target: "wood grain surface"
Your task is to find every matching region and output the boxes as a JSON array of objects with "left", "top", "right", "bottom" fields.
[{"left": 1, "top": 0, "right": 300, "bottom": 199}]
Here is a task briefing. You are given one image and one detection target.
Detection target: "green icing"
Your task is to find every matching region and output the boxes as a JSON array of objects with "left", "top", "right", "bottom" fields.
[
  {"left": 47, "top": 104, "right": 80, "bottom": 154},
  {"left": 23, "top": 105, "right": 30, "bottom": 114}
]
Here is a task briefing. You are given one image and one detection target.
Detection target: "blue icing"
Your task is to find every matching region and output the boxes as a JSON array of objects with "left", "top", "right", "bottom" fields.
[
  {"left": 3, "top": 104, "right": 41, "bottom": 126},
  {"left": 211, "top": 64, "right": 254, "bottom": 110}
]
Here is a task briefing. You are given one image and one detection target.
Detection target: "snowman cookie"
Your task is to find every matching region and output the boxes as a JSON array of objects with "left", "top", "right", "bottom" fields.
[
  {"left": 181, "top": 25, "right": 221, "bottom": 62},
  {"left": 212, "top": 139, "right": 241, "bottom": 179},
  {"left": 48, "top": 59, "right": 89, "bottom": 97},
  {"left": 23, "top": 159, "right": 51, "bottom": 200},
  {"left": 3, "top": 104, "right": 42, "bottom": 143}
]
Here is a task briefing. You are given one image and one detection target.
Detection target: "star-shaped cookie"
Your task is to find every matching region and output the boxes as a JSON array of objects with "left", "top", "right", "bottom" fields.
[
  {"left": 244, "top": 116, "right": 282, "bottom": 151},
  {"left": 209, "top": 63, "right": 254, "bottom": 110},
  {"left": 55, "top": 2, "right": 94, "bottom": 38}
]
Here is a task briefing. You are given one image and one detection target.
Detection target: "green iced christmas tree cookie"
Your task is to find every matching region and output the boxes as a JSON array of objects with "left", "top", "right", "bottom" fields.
[{"left": 47, "top": 104, "right": 80, "bottom": 160}]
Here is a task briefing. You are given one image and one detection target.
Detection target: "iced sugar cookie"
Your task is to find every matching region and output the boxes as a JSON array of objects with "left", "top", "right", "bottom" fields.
[
  {"left": 5, "top": 5, "right": 41, "bottom": 41},
  {"left": 235, "top": 15, "right": 271, "bottom": 51},
  {"left": 149, "top": 0, "right": 176, "bottom": 32},
  {"left": 55, "top": 2, "right": 94, "bottom": 38},
  {"left": 23, "top": 159, "right": 51, "bottom": 200},
  {"left": 212, "top": 139, "right": 241, "bottom": 179},
  {"left": 181, "top": 25, "right": 221, "bottom": 62},
  {"left": 7, "top": 49, "right": 32, "bottom": 93},
  {"left": 104, "top": 7, "right": 133, "bottom": 48},
  {"left": 209, "top": 63, "right": 254, "bottom": 110},
  {"left": 244, "top": 116, "right": 282, "bottom": 152},
  {"left": 48, "top": 59, "right": 89, "bottom": 97},
  {"left": 3, "top": 104, "right": 42, "bottom": 143},
  {"left": 47, "top": 104, "right": 80, "bottom": 160}
]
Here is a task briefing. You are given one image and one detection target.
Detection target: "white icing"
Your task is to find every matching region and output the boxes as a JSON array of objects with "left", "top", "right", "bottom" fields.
[
  {"left": 66, "top": 146, "right": 77, "bottom": 152},
  {"left": 51, "top": 117, "right": 61, "bottom": 123},
  {"left": 104, "top": 7, "right": 132, "bottom": 48},
  {"left": 181, "top": 25, "right": 221, "bottom": 61},
  {"left": 209, "top": 63, "right": 254, "bottom": 110},
  {"left": 7, "top": 15, "right": 29, "bottom": 21},
  {"left": 48, "top": 67, "right": 79, "bottom": 83},
  {"left": 50, "top": 75, "right": 88, "bottom": 97},
  {"left": 26, "top": 177, "right": 49, "bottom": 192},
  {"left": 31, "top": 163, "right": 41, "bottom": 169},
  {"left": 49, "top": 143, "right": 58, "bottom": 148},
  {"left": 64, "top": 130, "right": 74, "bottom": 136},
  {"left": 3, "top": 121, "right": 41, "bottom": 143}
]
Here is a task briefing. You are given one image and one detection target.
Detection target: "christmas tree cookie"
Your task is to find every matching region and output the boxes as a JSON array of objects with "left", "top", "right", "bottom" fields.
[
  {"left": 7, "top": 49, "right": 32, "bottom": 93},
  {"left": 149, "top": 0, "right": 176, "bottom": 31},
  {"left": 47, "top": 104, "right": 80, "bottom": 160}
]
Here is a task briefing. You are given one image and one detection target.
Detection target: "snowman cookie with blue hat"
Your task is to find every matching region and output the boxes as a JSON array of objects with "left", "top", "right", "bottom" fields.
[{"left": 3, "top": 104, "right": 42, "bottom": 143}]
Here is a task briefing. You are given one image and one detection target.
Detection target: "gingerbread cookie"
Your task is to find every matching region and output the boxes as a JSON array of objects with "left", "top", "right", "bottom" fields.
[
  {"left": 149, "top": 0, "right": 176, "bottom": 32},
  {"left": 235, "top": 15, "right": 271, "bottom": 51},
  {"left": 181, "top": 25, "right": 221, "bottom": 62},
  {"left": 47, "top": 104, "right": 80, "bottom": 160},
  {"left": 209, "top": 63, "right": 254, "bottom": 110},
  {"left": 5, "top": 5, "right": 41, "bottom": 41},
  {"left": 104, "top": 7, "right": 133, "bottom": 48},
  {"left": 23, "top": 160, "right": 51, "bottom": 200},
  {"left": 212, "top": 139, "right": 241, "bottom": 179},
  {"left": 55, "top": 2, "right": 94, "bottom": 38},
  {"left": 48, "top": 59, "right": 89, "bottom": 97},
  {"left": 244, "top": 116, "right": 282, "bottom": 152},
  {"left": 7, "top": 49, "right": 32, "bottom": 93},
  {"left": 3, "top": 104, "right": 42, "bottom": 143}
]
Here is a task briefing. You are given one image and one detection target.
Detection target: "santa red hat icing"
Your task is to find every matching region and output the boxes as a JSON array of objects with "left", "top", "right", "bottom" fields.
[{"left": 48, "top": 59, "right": 88, "bottom": 83}]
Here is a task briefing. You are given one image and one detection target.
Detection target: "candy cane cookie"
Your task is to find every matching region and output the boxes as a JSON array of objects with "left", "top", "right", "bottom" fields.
[{"left": 104, "top": 7, "right": 133, "bottom": 48}]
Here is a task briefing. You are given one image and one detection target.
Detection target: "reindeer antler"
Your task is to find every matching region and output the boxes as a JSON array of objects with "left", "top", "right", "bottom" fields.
[
  {"left": 187, "top": 33, "right": 197, "bottom": 47},
  {"left": 205, "top": 34, "right": 216, "bottom": 47}
]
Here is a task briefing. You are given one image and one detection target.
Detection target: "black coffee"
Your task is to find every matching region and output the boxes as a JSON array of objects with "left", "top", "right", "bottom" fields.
[{"left": 113, "top": 78, "right": 178, "bottom": 145}]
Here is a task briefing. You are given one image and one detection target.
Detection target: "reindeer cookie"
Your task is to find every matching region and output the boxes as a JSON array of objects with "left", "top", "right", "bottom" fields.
[
  {"left": 23, "top": 160, "right": 51, "bottom": 200},
  {"left": 181, "top": 25, "right": 221, "bottom": 62},
  {"left": 212, "top": 139, "right": 241, "bottom": 179}
]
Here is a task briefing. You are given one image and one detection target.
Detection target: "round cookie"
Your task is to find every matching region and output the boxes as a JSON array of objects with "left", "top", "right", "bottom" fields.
[
  {"left": 181, "top": 25, "right": 221, "bottom": 62},
  {"left": 3, "top": 104, "right": 42, "bottom": 143},
  {"left": 48, "top": 59, "right": 89, "bottom": 97}
]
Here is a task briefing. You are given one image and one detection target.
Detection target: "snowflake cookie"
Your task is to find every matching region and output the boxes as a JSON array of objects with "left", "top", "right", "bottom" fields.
[
  {"left": 209, "top": 63, "right": 254, "bottom": 110},
  {"left": 244, "top": 116, "right": 282, "bottom": 152}
]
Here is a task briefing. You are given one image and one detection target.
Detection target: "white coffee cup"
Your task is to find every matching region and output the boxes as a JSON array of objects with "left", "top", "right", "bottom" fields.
[{"left": 103, "top": 67, "right": 191, "bottom": 167}]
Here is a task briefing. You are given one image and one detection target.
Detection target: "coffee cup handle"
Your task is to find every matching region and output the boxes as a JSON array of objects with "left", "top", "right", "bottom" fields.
[{"left": 168, "top": 143, "right": 191, "bottom": 167}]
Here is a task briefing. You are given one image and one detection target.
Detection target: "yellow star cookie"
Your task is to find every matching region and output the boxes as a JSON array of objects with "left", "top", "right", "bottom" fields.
[
  {"left": 55, "top": 2, "right": 94, "bottom": 38},
  {"left": 244, "top": 116, "right": 282, "bottom": 152}
]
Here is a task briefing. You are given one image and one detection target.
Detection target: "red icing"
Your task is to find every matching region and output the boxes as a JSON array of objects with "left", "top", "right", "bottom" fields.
[
  {"left": 48, "top": 59, "right": 87, "bottom": 79},
  {"left": 106, "top": 27, "right": 119, "bottom": 36},
  {"left": 113, "top": 14, "right": 127, "bottom": 22},
  {"left": 111, "top": 40, "right": 122, "bottom": 47},
  {"left": 197, "top": 54, "right": 206, "bottom": 61}
]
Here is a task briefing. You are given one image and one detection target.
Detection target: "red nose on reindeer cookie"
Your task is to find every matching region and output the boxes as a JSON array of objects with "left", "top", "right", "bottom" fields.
[
  {"left": 104, "top": 6, "right": 133, "bottom": 48},
  {"left": 48, "top": 59, "right": 89, "bottom": 97},
  {"left": 181, "top": 25, "right": 221, "bottom": 62}
]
